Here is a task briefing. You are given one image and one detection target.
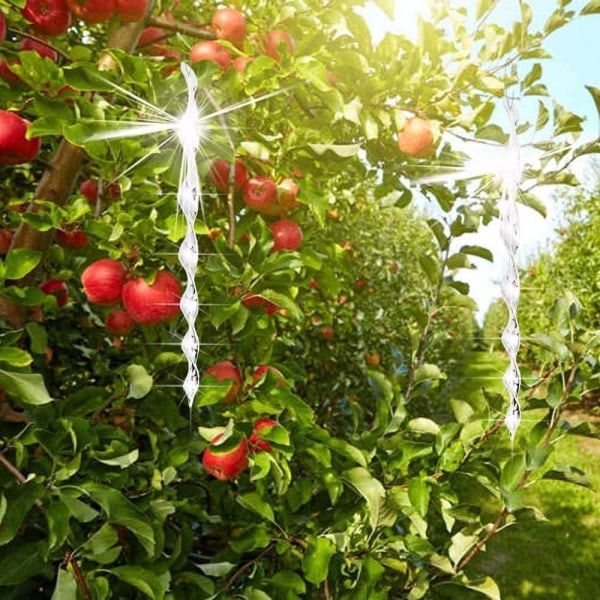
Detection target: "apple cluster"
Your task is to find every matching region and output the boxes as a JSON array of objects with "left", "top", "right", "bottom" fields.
[
  {"left": 201, "top": 359, "right": 283, "bottom": 480},
  {"left": 0, "top": 1, "right": 153, "bottom": 86},
  {"left": 81, "top": 258, "right": 182, "bottom": 336},
  {"left": 188, "top": 7, "right": 294, "bottom": 72},
  {"left": 135, "top": 7, "right": 295, "bottom": 80},
  {"left": 209, "top": 158, "right": 304, "bottom": 252},
  {"left": 21, "top": 0, "right": 149, "bottom": 30},
  {"left": 202, "top": 418, "right": 278, "bottom": 480}
]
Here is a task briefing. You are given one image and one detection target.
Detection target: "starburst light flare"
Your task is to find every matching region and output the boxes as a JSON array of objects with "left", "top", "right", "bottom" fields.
[
  {"left": 176, "top": 63, "right": 203, "bottom": 410},
  {"left": 499, "top": 95, "right": 522, "bottom": 440}
]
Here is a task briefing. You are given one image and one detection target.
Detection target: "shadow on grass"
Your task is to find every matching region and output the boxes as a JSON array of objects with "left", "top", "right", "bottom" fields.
[
  {"left": 472, "top": 479, "right": 600, "bottom": 599},
  {"left": 453, "top": 351, "right": 600, "bottom": 599}
]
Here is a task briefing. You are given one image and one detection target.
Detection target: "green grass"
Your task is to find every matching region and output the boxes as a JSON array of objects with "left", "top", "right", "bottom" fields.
[{"left": 456, "top": 351, "right": 600, "bottom": 599}]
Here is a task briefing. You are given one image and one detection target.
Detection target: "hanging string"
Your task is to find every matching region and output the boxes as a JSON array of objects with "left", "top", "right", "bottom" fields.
[{"left": 499, "top": 95, "right": 522, "bottom": 440}]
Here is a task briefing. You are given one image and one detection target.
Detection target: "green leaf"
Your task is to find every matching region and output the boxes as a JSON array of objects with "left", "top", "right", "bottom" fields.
[
  {"left": 519, "top": 192, "right": 546, "bottom": 217},
  {"left": 0, "top": 482, "right": 44, "bottom": 545},
  {"left": 542, "top": 465, "right": 591, "bottom": 488},
  {"left": 460, "top": 244, "right": 493, "bottom": 262},
  {"left": 438, "top": 574, "right": 501, "bottom": 600},
  {"left": 47, "top": 499, "right": 71, "bottom": 551},
  {"left": 81, "top": 524, "right": 121, "bottom": 564},
  {"left": 407, "top": 418, "right": 440, "bottom": 436},
  {"left": 229, "top": 524, "right": 272, "bottom": 553},
  {"left": 51, "top": 565, "right": 78, "bottom": 600},
  {"left": 585, "top": 85, "right": 600, "bottom": 117},
  {"left": 449, "top": 529, "right": 479, "bottom": 566},
  {"left": 270, "top": 571, "right": 306, "bottom": 594},
  {"left": 237, "top": 492, "right": 276, "bottom": 524},
  {"left": 4, "top": 249, "right": 42, "bottom": 280},
  {"left": 107, "top": 566, "right": 170, "bottom": 600},
  {"left": 342, "top": 467, "right": 385, "bottom": 530},
  {"left": 527, "top": 333, "right": 571, "bottom": 361},
  {"left": 94, "top": 448, "right": 139, "bottom": 469},
  {"left": 64, "top": 64, "right": 116, "bottom": 91},
  {"left": 475, "top": 124, "right": 507, "bottom": 143},
  {"left": 536, "top": 100, "right": 550, "bottom": 130},
  {"left": 307, "top": 143, "right": 361, "bottom": 157},
  {"left": 0, "top": 370, "right": 54, "bottom": 405},
  {"left": 476, "top": 0, "right": 499, "bottom": 20},
  {"left": 25, "top": 322, "right": 48, "bottom": 354},
  {"left": 261, "top": 289, "right": 302, "bottom": 320},
  {"left": 0, "top": 347, "right": 33, "bottom": 367},
  {"left": 197, "top": 562, "right": 236, "bottom": 577},
  {"left": 582, "top": 0, "right": 600, "bottom": 13},
  {"left": 408, "top": 477, "right": 431, "bottom": 518},
  {"left": 544, "top": 9, "right": 570, "bottom": 34},
  {"left": 302, "top": 535, "right": 336, "bottom": 585},
  {"left": 447, "top": 252, "right": 472, "bottom": 270},
  {"left": 0, "top": 540, "right": 46, "bottom": 585},
  {"left": 521, "top": 62, "right": 542, "bottom": 91},
  {"left": 296, "top": 56, "right": 331, "bottom": 92},
  {"left": 553, "top": 108, "right": 584, "bottom": 136},
  {"left": 80, "top": 483, "right": 155, "bottom": 556},
  {"left": 413, "top": 363, "right": 445, "bottom": 385},
  {"left": 126, "top": 364, "right": 153, "bottom": 399},
  {"left": 500, "top": 454, "right": 527, "bottom": 492}
]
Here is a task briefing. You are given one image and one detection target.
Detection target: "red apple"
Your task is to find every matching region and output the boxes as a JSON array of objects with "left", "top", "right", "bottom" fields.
[
  {"left": 0, "top": 229, "right": 14, "bottom": 254},
  {"left": 241, "top": 292, "right": 278, "bottom": 316},
  {"left": 22, "top": 0, "right": 72, "bottom": 36},
  {"left": 66, "top": 0, "right": 116, "bottom": 24},
  {"left": 202, "top": 434, "right": 249, "bottom": 481},
  {"left": 277, "top": 178, "right": 300, "bottom": 208},
  {"left": 249, "top": 418, "right": 278, "bottom": 453},
  {"left": 210, "top": 158, "right": 248, "bottom": 193},
  {"left": 54, "top": 228, "right": 89, "bottom": 249},
  {"left": 106, "top": 310, "right": 135, "bottom": 335},
  {"left": 263, "top": 29, "right": 295, "bottom": 61},
  {"left": 79, "top": 179, "right": 98, "bottom": 203},
  {"left": 0, "top": 59, "right": 22, "bottom": 85},
  {"left": 205, "top": 360, "right": 242, "bottom": 403},
  {"left": 115, "top": 0, "right": 147, "bottom": 22},
  {"left": 39, "top": 279, "right": 69, "bottom": 307},
  {"left": 269, "top": 219, "right": 303, "bottom": 252},
  {"left": 155, "top": 47, "right": 181, "bottom": 75},
  {"left": 249, "top": 365, "right": 285, "bottom": 389},
  {"left": 232, "top": 56, "right": 253, "bottom": 74},
  {"left": 0, "top": 13, "right": 6, "bottom": 44},
  {"left": 138, "top": 26, "right": 167, "bottom": 54},
  {"left": 321, "top": 325, "right": 335, "bottom": 340},
  {"left": 19, "top": 38, "right": 58, "bottom": 62},
  {"left": 397, "top": 117, "right": 436, "bottom": 158},
  {"left": 243, "top": 176, "right": 277, "bottom": 213},
  {"left": 122, "top": 270, "right": 181, "bottom": 325},
  {"left": 189, "top": 40, "right": 231, "bottom": 69},
  {"left": 79, "top": 179, "right": 119, "bottom": 203},
  {"left": 81, "top": 258, "right": 127, "bottom": 305},
  {"left": 212, "top": 7, "right": 246, "bottom": 49},
  {"left": 0, "top": 111, "right": 42, "bottom": 165}
]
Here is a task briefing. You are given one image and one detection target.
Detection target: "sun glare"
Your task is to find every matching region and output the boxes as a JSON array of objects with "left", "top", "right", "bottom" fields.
[{"left": 358, "top": 1, "right": 428, "bottom": 44}]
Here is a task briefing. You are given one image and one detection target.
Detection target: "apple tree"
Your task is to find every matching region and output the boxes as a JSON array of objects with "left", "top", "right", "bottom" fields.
[{"left": 1, "top": 0, "right": 600, "bottom": 598}]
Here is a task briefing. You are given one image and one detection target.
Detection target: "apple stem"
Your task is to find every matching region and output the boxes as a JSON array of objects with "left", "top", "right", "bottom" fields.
[{"left": 499, "top": 94, "right": 522, "bottom": 441}]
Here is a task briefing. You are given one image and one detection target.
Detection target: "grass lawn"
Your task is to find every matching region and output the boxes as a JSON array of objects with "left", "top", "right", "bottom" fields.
[{"left": 455, "top": 351, "right": 600, "bottom": 599}]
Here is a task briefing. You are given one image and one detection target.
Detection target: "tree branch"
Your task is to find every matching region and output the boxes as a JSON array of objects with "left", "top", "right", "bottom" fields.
[{"left": 147, "top": 15, "right": 214, "bottom": 40}]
